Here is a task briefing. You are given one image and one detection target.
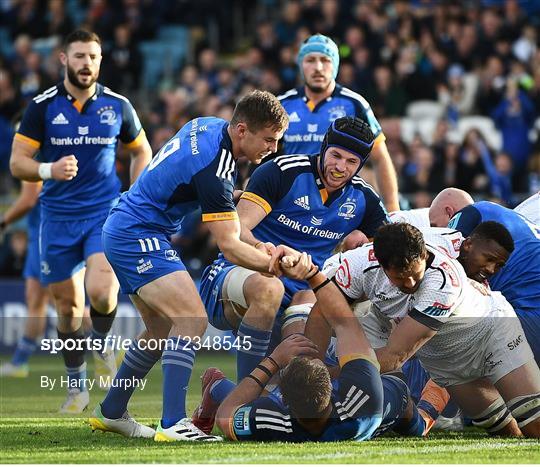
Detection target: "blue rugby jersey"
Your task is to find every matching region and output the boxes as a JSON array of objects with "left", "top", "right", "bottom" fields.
[
  {"left": 278, "top": 84, "right": 385, "bottom": 155},
  {"left": 231, "top": 358, "right": 385, "bottom": 442},
  {"left": 232, "top": 153, "right": 388, "bottom": 295},
  {"left": 448, "top": 201, "right": 540, "bottom": 313},
  {"left": 104, "top": 117, "right": 238, "bottom": 237},
  {"left": 15, "top": 82, "right": 144, "bottom": 220}
]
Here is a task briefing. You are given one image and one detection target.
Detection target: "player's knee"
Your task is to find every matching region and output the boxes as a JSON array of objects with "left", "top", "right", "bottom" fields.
[
  {"left": 507, "top": 393, "right": 540, "bottom": 438},
  {"left": 289, "top": 289, "right": 315, "bottom": 306},
  {"left": 471, "top": 397, "right": 514, "bottom": 435},
  {"left": 87, "top": 285, "right": 117, "bottom": 312},
  {"left": 245, "top": 275, "right": 284, "bottom": 311}
]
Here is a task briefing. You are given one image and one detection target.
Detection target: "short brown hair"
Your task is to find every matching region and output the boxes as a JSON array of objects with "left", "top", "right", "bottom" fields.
[
  {"left": 230, "top": 90, "right": 288, "bottom": 133},
  {"left": 64, "top": 30, "right": 101, "bottom": 51},
  {"left": 373, "top": 223, "right": 427, "bottom": 271},
  {"left": 280, "top": 357, "right": 331, "bottom": 419}
]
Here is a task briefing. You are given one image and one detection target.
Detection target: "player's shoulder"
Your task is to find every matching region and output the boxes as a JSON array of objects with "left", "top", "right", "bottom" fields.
[
  {"left": 29, "top": 85, "right": 59, "bottom": 110},
  {"left": 421, "top": 227, "right": 463, "bottom": 259},
  {"left": 101, "top": 85, "right": 133, "bottom": 105},
  {"left": 350, "top": 176, "right": 378, "bottom": 196},
  {"left": 335, "top": 85, "right": 371, "bottom": 110},
  {"left": 277, "top": 88, "right": 300, "bottom": 103},
  {"left": 424, "top": 246, "right": 464, "bottom": 292},
  {"left": 235, "top": 396, "right": 293, "bottom": 437},
  {"left": 271, "top": 154, "right": 313, "bottom": 175}
]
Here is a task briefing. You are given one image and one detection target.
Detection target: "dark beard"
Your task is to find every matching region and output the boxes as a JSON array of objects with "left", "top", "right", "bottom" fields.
[
  {"left": 66, "top": 64, "right": 96, "bottom": 89},
  {"left": 305, "top": 79, "right": 331, "bottom": 94}
]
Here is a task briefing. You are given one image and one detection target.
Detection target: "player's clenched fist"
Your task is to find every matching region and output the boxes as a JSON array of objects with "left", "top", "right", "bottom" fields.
[{"left": 52, "top": 155, "right": 78, "bottom": 181}]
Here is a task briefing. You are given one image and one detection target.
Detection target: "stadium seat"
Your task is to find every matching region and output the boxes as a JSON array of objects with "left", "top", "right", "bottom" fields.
[
  {"left": 457, "top": 116, "right": 502, "bottom": 151},
  {"left": 406, "top": 100, "right": 444, "bottom": 120},
  {"left": 399, "top": 117, "right": 417, "bottom": 144}
]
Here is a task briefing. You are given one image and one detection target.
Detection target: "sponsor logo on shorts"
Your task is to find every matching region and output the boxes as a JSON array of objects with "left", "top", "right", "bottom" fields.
[
  {"left": 165, "top": 249, "right": 180, "bottom": 261},
  {"left": 41, "top": 261, "right": 51, "bottom": 275},
  {"left": 507, "top": 334, "right": 523, "bottom": 351},
  {"left": 136, "top": 258, "right": 153, "bottom": 274},
  {"left": 485, "top": 351, "right": 503, "bottom": 371}
]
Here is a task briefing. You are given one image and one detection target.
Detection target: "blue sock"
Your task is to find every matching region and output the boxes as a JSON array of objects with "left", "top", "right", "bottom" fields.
[
  {"left": 12, "top": 336, "right": 38, "bottom": 366},
  {"left": 90, "top": 329, "right": 109, "bottom": 354},
  {"left": 101, "top": 340, "right": 160, "bottom": 419},
  {"left": 395, "top": 402, "right": 426, "bottom": 437},
  {"left": 236, "top": 322, "right": 271, "bottom": 382},
  {"left": 66, "top": 363, "right": 87, "bottom": 392},
  {"left": 161, "top": 337, "right": 195, "bottom": 428},
  {"left": 209, "top": 378, "right": 236, "bottom": 404}
]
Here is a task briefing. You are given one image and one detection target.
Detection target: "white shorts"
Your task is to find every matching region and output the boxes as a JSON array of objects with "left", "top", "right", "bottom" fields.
[{"left": 360, "top": 299, "right": 535, "bottom": 387}]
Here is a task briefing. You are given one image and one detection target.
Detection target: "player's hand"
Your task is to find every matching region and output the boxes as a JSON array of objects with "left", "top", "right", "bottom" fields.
[
  {"left": 256, "top": 241, "right": 276, "bottom": 256},
  {"left": 268, "top": 244, "right": 302, "bottom": 277},
  {"left": 52, "top": 155, "right": 78, "bottom": 181},
  {"left": 269, "top": 334, "right": 319, "bottom": 368},
  {"left": 281, "top": 251, "right": 315, "bottom": 280}
]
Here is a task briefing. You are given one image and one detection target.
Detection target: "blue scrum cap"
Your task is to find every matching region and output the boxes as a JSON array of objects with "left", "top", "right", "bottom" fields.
[
  {"left": 319, "top": 117, "right": 375, "bottom": 176},
  {"left": 297, "top": 34, "right": 340, "bottom": 79}
]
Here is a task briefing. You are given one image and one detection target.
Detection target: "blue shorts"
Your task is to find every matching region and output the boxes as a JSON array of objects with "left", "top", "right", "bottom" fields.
[
  {"left": 23, "top": 230, "right": 41, "bottom": 281},
  {"left": 39, "top": 213, "right": 108, "bottom": 285},
  {"left": 199, "top": 261, "right": 238, "bottom": 331},
  {"left": 516, "top": 308, "right": 540, "bottom": 366},
  {"left": 102, "top": 229, "right": 186, "bottom": 295}
]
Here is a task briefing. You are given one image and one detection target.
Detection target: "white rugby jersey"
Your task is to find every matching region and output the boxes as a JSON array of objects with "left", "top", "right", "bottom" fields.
[
  {"left": 514, "top": 191, "right": 540, "bottom": 225},
  {"left": 322, "top": 240, "right": 502, "bottom": 333},
  {"left": 388, "top": 208, "right": 430, "bottom": 229}
]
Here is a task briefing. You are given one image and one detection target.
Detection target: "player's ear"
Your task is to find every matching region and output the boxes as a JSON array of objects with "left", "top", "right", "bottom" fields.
[
  {"left": 461, "top": 237, "right": 472, "bottom": 252},
  {"left": 59, "top": 51, "right": 67, "bottom": 67},
  {"left": 236, "top": 122, "right": 248, "bottom": 138}
]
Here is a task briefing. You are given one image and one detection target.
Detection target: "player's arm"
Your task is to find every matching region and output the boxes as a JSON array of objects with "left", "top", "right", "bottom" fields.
[
  {"left": 237, "top": 161, "right": 286, "bottom": 251},
  {"left": 375, "top": 315, "right": 437, "bottom": 373},
  {"left": 124, "top": 136, "right": 152, "bottom": 184},
  {"left": 370, "top": 139, "right": 399, "bottom": 212},
  {"left": 0, "top": 182, "right": 42, "bottom": 232},
  {"left": 216, "top": 334, "right": 318, "bottom": 440},
  {"left": 10, "top": 139, "right": 78, "bottom": 182},
  {"left": 236, "top": 198, "right": 270, "bottom": 249},
  {"left": 307, "top": 270, "right": 378, "bottom": 365},
  {"left": 118, "top": 99, "right": 152, "bottom": 183}
]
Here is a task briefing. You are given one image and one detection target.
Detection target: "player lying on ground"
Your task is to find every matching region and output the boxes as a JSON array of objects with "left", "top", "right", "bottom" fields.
[
  {"left": 194, "top": 262, "right": 440, "bottom": 441},
  {"left": 308, "top": 223, "right": 540, "bottom": 437},
  {"left": 199, "top": 116, "right": 389, "bottom": 383}
]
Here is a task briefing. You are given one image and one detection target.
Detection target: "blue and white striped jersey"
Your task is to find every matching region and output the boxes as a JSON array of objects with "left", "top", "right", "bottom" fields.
[
  {"left": 16, "top": 82, "right": 144, "bottom": 220},
  {"left": 278, "top": 84, "right": 384, "bottom": 155},
  {"left": 104, "top": 117, "right": 237, "bottom": 238}
]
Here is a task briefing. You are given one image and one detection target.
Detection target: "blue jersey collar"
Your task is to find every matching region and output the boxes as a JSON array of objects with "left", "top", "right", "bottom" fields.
[
  {"left": 57, "top": 81, "right": 103, "bottom": 113},
  {"left": 300, "top": 84, "right": 343, "bottom": 112}
]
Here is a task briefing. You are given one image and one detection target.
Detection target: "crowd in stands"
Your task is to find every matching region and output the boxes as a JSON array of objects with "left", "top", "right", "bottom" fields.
[{"left": 1, "top": 0, "right": 539, "bottom": 278}]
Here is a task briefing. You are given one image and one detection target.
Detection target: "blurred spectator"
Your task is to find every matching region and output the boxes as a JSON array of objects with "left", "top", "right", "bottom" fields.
[
  {"left": 0, "top": 69, "right": 23, "bottom": 121},
  {"left": 456, "top": 129, "right": 490, "bottom": 194},
  {"left": 475, "top": 55, "right": 507, "bottom": 115},
  {"left": 254, "top": 21, "right": 281, "bottom": 68},
  {"left": 103, "top": 23, "right": 142, "bottom": 92},
  {"left": 45, "top": 0, "right": 74, "bottom": 39},
  {"left": 438, "top": 64, "right": 478, "bottom": 124},
  {"left": 366, "top": 64, "right": 408, "bottom": 118},
  {"left": 401, "top": 145, "right": 440, "bottom": 194},
  {"left": 7, "top": 0, "right": 46, "bottom": 39},
  {"left": 0, "top": 230, "right": 27, "bottom": 277},
  {"left": 19, "top": 51, "right": 48, "bottom": 101},
  {"left": 492, "top": 77, "right": 536, "bottom": 192},
  {"left": 275, "top": 1, "right": 304, "bottom": 46}
]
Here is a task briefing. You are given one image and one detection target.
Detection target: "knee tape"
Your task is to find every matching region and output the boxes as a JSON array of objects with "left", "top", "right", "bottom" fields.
[
  {"left": 225, "top": 267, "right": 257, "bottom": 310},
  {"left": 282, "top": 303, "right": 314, "bottom": 330},
  {"left": 507, "top": 393, "right": 540, "bottom": 428},
  {"left": 471, "top": 397, "right": 513, "bottom": 433}
]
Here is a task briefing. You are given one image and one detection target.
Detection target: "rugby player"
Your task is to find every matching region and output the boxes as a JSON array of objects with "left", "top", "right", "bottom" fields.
[
  {"left": 202, "top": 266, "right": 419, "bottom": 442},
  {"left": 199, "top": 116, "right": 389, "bottom": 382},
  {"left": 10, "top": 30, "right": 152, "bottom": 413},
  {"left": 278, "top": 34, "right": 399, "bottom": 211},
  {"left": 89, "top": 91, "right": 311, "bottom": 442},
  {"left": 311, "top": 223, "right": 540, "bottom": 437},
  {"left": 0, "top": 182, "right": 49, "bottom": 377}
]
